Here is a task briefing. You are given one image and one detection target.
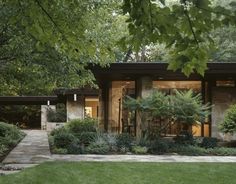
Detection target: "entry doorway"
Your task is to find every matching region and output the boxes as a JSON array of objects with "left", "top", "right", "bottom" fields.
[{"left": 85, "top": 97, "right": 99, "bottom": 119}]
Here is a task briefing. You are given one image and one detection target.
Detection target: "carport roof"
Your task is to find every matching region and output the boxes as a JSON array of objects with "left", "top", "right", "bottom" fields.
[{"left": 0, "top": 96, "right": 59, "bottom": 105}]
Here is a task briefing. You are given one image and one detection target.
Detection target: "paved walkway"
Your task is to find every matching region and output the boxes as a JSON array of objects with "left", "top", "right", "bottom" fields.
[
  {"left": 2, "top": 130, "right": 51, "bottom": 164},
  {"left": 52, "top": 154, "right": 236, "bottom": 163}
]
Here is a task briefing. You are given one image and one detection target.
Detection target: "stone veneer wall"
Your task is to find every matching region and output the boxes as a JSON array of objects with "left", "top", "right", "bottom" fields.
[
  {"left": 212, "top": 87, "right": 236, "bottom": 140},
  {"left": 66, "top": 96, "right": 85, "bottom": 122},
  {"left": 41, "top": 105, "right": 56, "bottom": 130}
]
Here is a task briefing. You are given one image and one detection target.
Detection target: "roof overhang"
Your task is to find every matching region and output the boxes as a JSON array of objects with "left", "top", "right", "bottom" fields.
[
  {"left": 88, "top": 62, "right": 236, "bottom": 85},
  {"left": 0, "top": 96, "right": 59, "bottom": 105}
]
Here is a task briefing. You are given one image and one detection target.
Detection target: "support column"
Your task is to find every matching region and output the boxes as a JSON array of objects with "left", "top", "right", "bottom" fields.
[
  {"left": 66, "top": 96, "right": 85, "bottom": 122},
  {"left": 41, "top": 105, "right": 56, "bottom": 130},
  {"left": 136, "top": 76, "right": 153, "bottom": 137}
]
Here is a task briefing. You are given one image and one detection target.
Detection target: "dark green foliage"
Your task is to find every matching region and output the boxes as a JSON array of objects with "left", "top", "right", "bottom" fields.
[
  {"left": 219, "top": 104, "right": 236, "bottom": 134},
  {"left": 170, "top": 145, "right": 207, "bottom": 156},
  {"left": 53, "top": 131, "right": 76, "bottom": 150},
  {"left": 172, "top": 90, "right": 211, "bottom": 125},
  {"left": 85, "top": 137, "right": 110, "bottom": 154},
  {"left": 74, "top": 132, "right": 97, "bottom": 145},
  {"left": 47, "top": 104, "right": 66, "bottom": 122},
  {"left": 124, "top": 90, "right": 210, "bottom": 137},
  {"left": 116, "top": 133, "right": 133, "bottom": 149},
  {"left": 50, "top": 126, "right": 67, "bottom": 136},
  {"left": 122, "top": 0, "right": 236, "bottom": 76},
  {"left": 149, "top": 139, "right": 172, "bottom": 154},
  {"left": 67, "top": 139, "right": 83, "bottom": 154},
  {"left": 200, "top": 137, "right": 218, "bottom": 149},
  {"left": 207, "top": 147, "right": 236, "bottom": 156},
  {"left": 0, "top": 122, "right": 25, "bottom": 158},
  {"left": 67, "top": 118, "right": 97, "bottom": 133},
  {"left": 174, "top": 131, "right": 195, "bottom": 145}
]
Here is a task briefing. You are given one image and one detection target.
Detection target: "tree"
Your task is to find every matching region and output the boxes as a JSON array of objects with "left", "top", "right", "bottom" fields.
[
  {"left": 122, "top": 0, "right": 236, "bottom": 76},
  {"left": 219, "top": 104, "right": 236, "bottom": 134},
  {"left": 124, "top": 90, "right": 210, "bottom": 138},
  {"left": 0, "top": 0, "right": 126, "bottom": 95}
]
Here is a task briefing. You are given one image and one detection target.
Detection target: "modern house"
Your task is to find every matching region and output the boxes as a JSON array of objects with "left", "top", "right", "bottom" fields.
[{"left": 1, "top": 62, "right": 236, "bottom": 140}]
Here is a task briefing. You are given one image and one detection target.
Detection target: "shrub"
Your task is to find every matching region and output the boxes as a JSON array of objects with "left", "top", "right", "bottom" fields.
[
  {"left": 50, "top": 126, "right": 67, "bottom": 136},
  {"left": 174, "top": 131, "right": 195, "bottom": 145},
  {"left": 172, "top": 90, "right": 211, "bottom": 126},
  {"left": 207, "top": 147, "right": 236, "bottom": 156},
  {"left": 74, "top": 132, "right": 97, "bottom": 145},
  {"left": 149, "top": 139, "right": 171, "bottom": 154},
  {"left": 116, "top": 133, "right": 133, "bottom": 149},
  {"left": 86, "top": 136, "right": 110, "bottom": 154},
  {"left": 200, "top": 137, "right": 218, "bottom": 149},
  {"left": 102, "top": 133, "right": 118, "bottom": 152},
  {"left": 135, "top": 135, "right": 151, "bottom": 147},
  {"left": 0, "top": 122, "right": 25, "bottom": 157},
  {"left": 132, "top": 146, "right": 148, "bottom": 154},
  {"left": 67, "top": 118, "right": 97, "bottom": 133},
  {"left": 170, "top": 145, "right": 207, "bottom": 156},
  {"left": 67, "top": 139, "right": 83, "bottom": 154},
  {"left": 53, "top": 148, "right": 68, "bottom": 154},
  {"left": 47, "top": 108, "right": 66, "bottom": 122},
  {"left": 119, "top": 146, "right": 130, "bottom": 153},
  {"left": 53, "top": 131, "right": 76, "bottom": 149},
  {"left": 219, "top": 104, "right": 236, "bottom": 134}
]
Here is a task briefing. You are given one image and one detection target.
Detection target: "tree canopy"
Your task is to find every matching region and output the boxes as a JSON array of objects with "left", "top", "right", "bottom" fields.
[
  {"left": 122, "top": 0, "right": 236, "bottom": 75},
  {"left": 0, "top": 0, "right": 236, "bottom": 95}
]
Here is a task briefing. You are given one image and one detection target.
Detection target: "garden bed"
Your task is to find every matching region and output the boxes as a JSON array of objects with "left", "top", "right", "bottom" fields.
[
  {"left": 48, "top": 118, "right": 236, "bottom": 156},
  {"left": 0, "top": 122, "right": 25, "bottom": 162}
]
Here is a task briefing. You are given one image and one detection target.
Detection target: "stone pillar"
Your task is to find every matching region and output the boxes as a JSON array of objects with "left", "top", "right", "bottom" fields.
[
  {"left": 136, "top": 76, "right": 153, "bottom": 137},
  {"left": 66, "top": 96, "right": 85, "bottom": 122},
  {"left": 212, "top": 88, "right": 236, "bottom": 140},
  {"left": 41, "top": 105, "right": 56, "bottom": 130}
]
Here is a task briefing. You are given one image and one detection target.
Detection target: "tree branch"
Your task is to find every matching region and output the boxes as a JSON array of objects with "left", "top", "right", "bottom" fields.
[
  {"left": 123, "top": 47, "right": 132, "bottom": 62},
  {"left": 184, "top": 9, "right": 199, "bottom": 46},
  {"left": 34, "top": 0, "right": 63, "bottom": 35}
]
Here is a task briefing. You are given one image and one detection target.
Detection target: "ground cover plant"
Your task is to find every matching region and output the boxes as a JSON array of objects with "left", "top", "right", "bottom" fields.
[
  {"left": 0, "top": 122, "right": 25, "bottom": 161},
  {"left": 49, "top": 117, "right": 236, "bottom": 156},
  {"left": 1, "top": 162, "right": 236, "bottom": 184},
  {"left": 49, "top": 90, "right": 236, "bottom": 156}
]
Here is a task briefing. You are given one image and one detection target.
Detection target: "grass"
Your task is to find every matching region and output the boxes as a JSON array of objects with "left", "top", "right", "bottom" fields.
[{"left": 1, "top": 162, "right": 236, "bottom": 184}]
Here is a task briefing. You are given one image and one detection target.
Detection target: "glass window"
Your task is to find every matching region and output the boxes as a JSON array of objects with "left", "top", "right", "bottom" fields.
[
  {"left": 109, "top": 81, "right": 135, "bottom": 134},
  {"left": 152, "top": 81, "right": 204, "bottom": 136},
  {"left": 85, "top": 97, "right": 99, "bottom": 118}
]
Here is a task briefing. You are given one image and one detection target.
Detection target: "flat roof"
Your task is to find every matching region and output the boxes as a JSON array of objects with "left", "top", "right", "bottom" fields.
[
  {"left": 0, "top": 96, "right": 59, "bottom": 105},
  {"left": 89, "top": 62, "right": 236, "bottom": 84},
  {"left": 54, "top": 88, "right": 99, "bottom": 96}
]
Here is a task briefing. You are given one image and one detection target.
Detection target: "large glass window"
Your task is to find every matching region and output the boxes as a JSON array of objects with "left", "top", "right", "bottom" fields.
[
  {"left": 152, "top": 81, "right": 203, "bottom": 136},
  {"left": 109, "top": 81, "right": 135, "bottom": 134}
]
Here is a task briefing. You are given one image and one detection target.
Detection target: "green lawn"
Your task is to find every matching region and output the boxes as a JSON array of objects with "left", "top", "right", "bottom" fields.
[{"left": 1, "top": 162, "right": 236, "bottom": 184}]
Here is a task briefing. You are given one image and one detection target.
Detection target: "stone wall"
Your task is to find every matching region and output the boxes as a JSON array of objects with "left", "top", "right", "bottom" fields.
[
  {"left": 212, "top": 87, "right": 236, "bottom": 140},
  {"left": 66, "top": 96, "right": 84, "bottom": 122},
  {"left": 41, "top": 105, "right": 56, "bottom": 130}
]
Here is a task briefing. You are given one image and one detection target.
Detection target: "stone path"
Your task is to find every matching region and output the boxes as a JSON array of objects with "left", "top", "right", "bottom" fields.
[
  {"left": 1, "top": 130, "right": 51, "bottom": 175},
  {"left": 3, "top": 130, "right": 51, "bottom": 164},
  {"left": 52, "top": 154, "right": 236, "bottom": 163}
]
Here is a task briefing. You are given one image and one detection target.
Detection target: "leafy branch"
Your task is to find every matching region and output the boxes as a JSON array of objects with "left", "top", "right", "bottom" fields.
[{"left": 34, "top": 0, "right": 63, "bottom": 35}]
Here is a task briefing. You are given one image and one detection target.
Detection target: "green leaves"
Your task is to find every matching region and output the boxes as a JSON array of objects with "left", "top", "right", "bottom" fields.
[
  {"left": 122, "top": 0, "right": 236, "bottom": 75},
  {"left": 219, "top": 104, "right": 236, "bottom": 134}
]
